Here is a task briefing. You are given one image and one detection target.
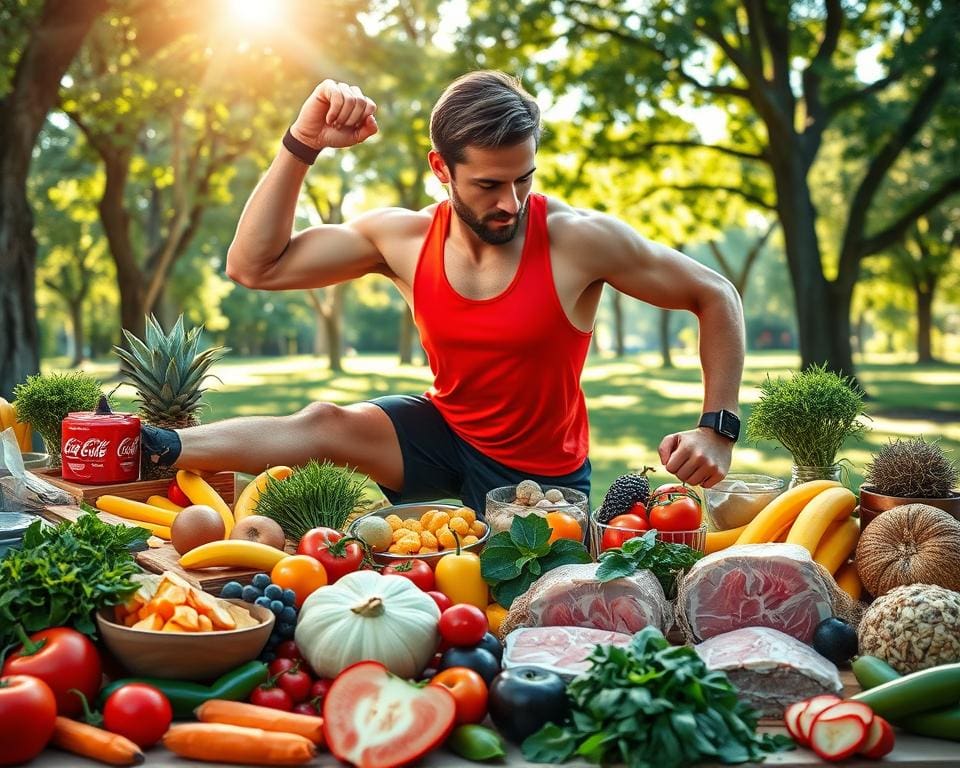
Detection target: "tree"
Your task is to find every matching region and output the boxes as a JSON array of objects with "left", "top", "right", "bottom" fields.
[{"left": 0, "top": 0, "right": 108, "bottom": 397}]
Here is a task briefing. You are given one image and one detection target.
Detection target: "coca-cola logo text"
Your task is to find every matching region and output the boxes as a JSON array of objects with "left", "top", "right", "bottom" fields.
[
  {"left": 117, "top": 436, "right": 140, "bottom": 458},
  {"left": 63, "top": 437, "right": 111, "bottom": 460}
]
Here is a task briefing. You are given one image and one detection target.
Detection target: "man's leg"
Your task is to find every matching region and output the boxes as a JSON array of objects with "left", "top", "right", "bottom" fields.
[{"left": 161, "top": 402, "right": 404, "bottom": 491}]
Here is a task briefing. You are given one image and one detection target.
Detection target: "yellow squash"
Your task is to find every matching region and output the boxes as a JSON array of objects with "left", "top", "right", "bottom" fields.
[
  {"left": 146, "top": 495, "right": 184, "bottom": 513},
  {"left": 95, "top": 495, "right": 178, "bottom": 527},
  {"left": 735, "top": 479, "right": 840, "bottom": 545},
  {"left": 835, "top": 560, "right": 863, "bottom": 601},
  {"left": 233, "top": 466, "right": 293, "bottom": 521},
  {"left": 176, "top": 470, "right": 234, "bottom": 536},
  {"left": 785, "top": 486, "right": 857, "bottom": 554},
  {"left": 813, "top": 516, "right": 861, "bottom": 574}
]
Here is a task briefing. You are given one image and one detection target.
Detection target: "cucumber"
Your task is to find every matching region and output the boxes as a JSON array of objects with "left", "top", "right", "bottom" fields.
[
  {"left": 900, "top": 706, "right": 960, "bottom": 742},
  {"left": 852, "top": 655, "right": 900, "bottom": 690},
  {"left": 850, "top": 662, "right": 960, "bottom": 721}
]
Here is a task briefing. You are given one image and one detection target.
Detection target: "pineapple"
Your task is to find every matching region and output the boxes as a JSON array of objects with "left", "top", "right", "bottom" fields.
[{"left": 114, "top": 314, "right": 228, "bottom": 479}]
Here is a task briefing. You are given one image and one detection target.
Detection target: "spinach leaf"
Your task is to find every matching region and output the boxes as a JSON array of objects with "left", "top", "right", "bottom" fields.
[{"left": 596, "top": 530, "right": 703, "bottom": 598}]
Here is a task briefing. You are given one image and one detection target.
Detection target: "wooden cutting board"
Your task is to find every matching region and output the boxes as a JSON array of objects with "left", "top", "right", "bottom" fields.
[
  {"left": 134, "top": 543, "right": 284, "bottom": 596},
  {"left": 32, "top": 469, "right": 236, "bottom": 505}
]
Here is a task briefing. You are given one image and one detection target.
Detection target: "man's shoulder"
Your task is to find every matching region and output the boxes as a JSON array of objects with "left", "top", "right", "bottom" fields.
[
  {"left": 543, "top": 196, "right": 633, "bottom": 249},
  {"left": 351, "top": 203, "right": 439, "bottom": 241}
]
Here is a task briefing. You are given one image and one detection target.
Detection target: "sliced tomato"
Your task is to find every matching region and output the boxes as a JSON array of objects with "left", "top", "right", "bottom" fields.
[{"left": 323, "top": 661, "right": 456, "bottom": 768}]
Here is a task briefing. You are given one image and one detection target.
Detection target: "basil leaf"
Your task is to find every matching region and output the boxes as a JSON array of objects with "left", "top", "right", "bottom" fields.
[
  {"left": 509, "top": 514, "right": 551, "bottom": 555},
  {"left": 479, "top": 537, "right": 523, "bottom": 582},
  {"left": 491, "top": 572, "right": 535, "bottom": 608},
  {"left": 521, "top": 723, "right": 579, "bottom": 763},
  {"left": 538, "top": 538, "right": 591, "bottom": 572},
  {"left": 594, "top": 552, "right": 635, "bottom": 581}
]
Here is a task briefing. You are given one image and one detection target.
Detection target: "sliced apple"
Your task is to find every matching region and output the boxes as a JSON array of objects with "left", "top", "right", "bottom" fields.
[
  {"left": 784, "top": 700, "right": 811, "bottom": 746},
  {"left": 815, "top": 700, "right": 874, "bottom": 728},
  {"left": 858, "top": 716, "right": 895, "bottom": 759},
  {"left": 798, "top": 694, "right": 842, "bottom": 742},
  {"left": 809, "top": 714, "right": 868, "bottom": 762}
]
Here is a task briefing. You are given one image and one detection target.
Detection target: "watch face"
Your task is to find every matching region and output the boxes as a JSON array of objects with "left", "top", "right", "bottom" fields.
[{"left": 717, "top": 411, "right": 740, "bottom": 440}]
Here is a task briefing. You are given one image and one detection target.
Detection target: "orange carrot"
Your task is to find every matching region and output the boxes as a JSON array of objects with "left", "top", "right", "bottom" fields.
[
  {"left": 195, "top": 699, "right": 324, "bottom": 745},
  {"left": 50, "top": 717, "right": 144, "bottom": 766},
  {"left": 163, "top": 722, "right": 316, "bottom": 765}
]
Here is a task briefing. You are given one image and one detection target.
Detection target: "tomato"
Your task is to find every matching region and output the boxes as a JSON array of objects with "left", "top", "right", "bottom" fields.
[
  {"left": 102, "top": 683, "right": 173, "bottom": 748},
  {"left": 647, "top": 486, "right": 703, "bottom": 532},
  {"left": 0, "top": 675, "right": 57, "bottom": 766},
  {"left": 545, "top": 511, "right": 582, "bottom": 543},
  {"left": 167, "top": 477, "right": 192, "bottom": 507},
  {"left": 270, "top": 555, "right": 328, "bottom": 608},
  {"left": 429, "top": 667, "right": 489, "bottom": 725},
  {"left": 2, "top": 626, "right": 102, "bottom": 718},
  {"left": 382, "top": 558, "right": 435, "bottom": 591},
  {"left": 438, "top": 604, "right": 489, "bottom": 647},
  {"left": 275, "top": 640, "right": 302, "bottom": 661},
  {"left": 292, "top": 701, "right": 320, "bottom": 716},
  {"left": 309, "top": 678, "right": 333, "bottom": 703},
  {"left": 627, "top": 500, "right": 647, "bottom": 518},
  {"left": 275, "top": 663, "right": 313, "bottom": 704},
  {"left": 250, "top": 682, "right": 293, "bottom": 711},
  {"left": 600, "top": 514, "right": 649, "bottom": 552},
  {"left": 427, "top": 591, "right": 454, "bottom": 612},
  {"left": 297, "top": 528, "right": 365, "bottom": 584}
]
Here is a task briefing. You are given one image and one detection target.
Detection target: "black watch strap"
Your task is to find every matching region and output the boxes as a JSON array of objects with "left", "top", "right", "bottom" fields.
[
  {"left": 282, "top": 127, "right": 321, "bottom": 166},
  {"left": 699, "top": 410, "right": 740, "bottom": 441}
]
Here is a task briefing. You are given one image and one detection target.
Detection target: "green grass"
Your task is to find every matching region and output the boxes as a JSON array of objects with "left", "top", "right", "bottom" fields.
[{"left": 52, "top": 351, "right": 960, "bottom": 505}]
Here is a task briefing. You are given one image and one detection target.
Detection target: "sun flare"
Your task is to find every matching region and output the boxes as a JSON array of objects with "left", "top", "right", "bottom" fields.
[{"left": 224, "top": 0, "right": 284, "bottom": 28}]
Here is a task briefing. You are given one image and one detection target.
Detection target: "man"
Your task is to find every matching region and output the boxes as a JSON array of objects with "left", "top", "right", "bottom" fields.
[{"left": 143, "top": 71, "right": 745, "bottom": 514}]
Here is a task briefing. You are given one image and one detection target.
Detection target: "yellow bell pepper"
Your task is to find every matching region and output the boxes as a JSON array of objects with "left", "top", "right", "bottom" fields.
[
  {"left": 435, "top": 538, "right": 489, "bottom": 609},
  {"left": 485, "top": 603, "right": 508, "bottom": 636}
]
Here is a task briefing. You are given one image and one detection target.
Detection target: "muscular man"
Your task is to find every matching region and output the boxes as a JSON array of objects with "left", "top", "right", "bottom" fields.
[{"left": 143, "top": 71, "right": 745, "bottom": 514}]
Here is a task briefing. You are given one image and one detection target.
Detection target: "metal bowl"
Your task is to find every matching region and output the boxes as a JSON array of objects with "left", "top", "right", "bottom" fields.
[{"left": 348, "top": 501, "right": 490, "bottom": 568}]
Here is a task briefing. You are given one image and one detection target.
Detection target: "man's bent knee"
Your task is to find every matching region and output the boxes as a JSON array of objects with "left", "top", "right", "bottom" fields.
[{"left": 293, "top": 400, "right": 344, "bottom": 430}]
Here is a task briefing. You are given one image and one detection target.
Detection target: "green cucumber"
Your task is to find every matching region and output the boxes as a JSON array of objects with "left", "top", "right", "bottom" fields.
[
  {"left": 850, "top": 661, "right": 960, "bottom": 725},
  {"left": 900, "top": 706, "right": 960, "bottom": 742},
  {"left": 852, "top": 655, "right": 901, "bottom": 690}
]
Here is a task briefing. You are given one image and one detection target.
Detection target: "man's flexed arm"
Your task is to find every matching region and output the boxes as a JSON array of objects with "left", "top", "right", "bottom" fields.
[{"left": 226, "top": 81, "right": 380, "bottom": 290}]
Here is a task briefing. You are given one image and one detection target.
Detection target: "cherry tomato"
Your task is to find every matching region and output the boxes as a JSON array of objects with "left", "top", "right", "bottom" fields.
[
  {"left": 250, "top": 683, "right": 293, "bottom": 711},
  {"left": 545, "top": 511, "right": 583, "bottom": 543},
  {"left": 0, "top": 675, "right": 57, "bottom": 766},
  {"left": 167, "top": 478, "right": 192, "bottom": 507},
  {"left": 600, "top": 513, "right": 649, "bottom": 552},
  {"left": 102, "top": 683, "right": 173, "bottom": 748},
  {"left": 429, "top": 667, "right": 489, "bottom": 725},
  {"left": 382, "top": 558, "right": 435, "bottom": 591},
  {"left": 275, "top": 640, "right": 302, "bottom": 661},
  {"left": 309, "top": 678, "right": 333, "bottom": 703},
  {"left": 426, "top": 591, "right": 453, "bottom": 612},
  {"left": 647, "top": 486, "right": 702, "bottom": 532},
  {"left": 269, "top": 658, "right": 298, "bottom": 676},
  {"left": 627, "top": 500, "right": 647, "bottom": 518},
  {"left": 438, "top": 604, "right": 489, "bottom": 647},
  {"left": 292, "top": 701, "right": 320, "bottom": 716},
  {"left": 297, "top": 528, "right": 365, "bottom": 584},
  {"left": 276, "top": 664, "right": 313, "bottom": 704},
  {"left": 271, "top": 555, "right": 328, "bottom": 608}
]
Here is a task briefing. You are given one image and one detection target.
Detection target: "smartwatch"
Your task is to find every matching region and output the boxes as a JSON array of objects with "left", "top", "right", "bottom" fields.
[{"left": 699, "top": 410, "right": 741, "bottom": 441}]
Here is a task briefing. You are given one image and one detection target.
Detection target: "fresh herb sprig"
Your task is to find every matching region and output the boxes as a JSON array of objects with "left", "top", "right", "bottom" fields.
[
  {"left": 522, "top": 626, "right": 794, "bottom": 768},
  {"left": 0, "top": 506, "right": 148, "bottom": 649},
  {"left": 596, "top": 529, "right": 703, "bottom": 598},
  {"left": 480, "top": 514, "right": 591, "bottom": 608}
]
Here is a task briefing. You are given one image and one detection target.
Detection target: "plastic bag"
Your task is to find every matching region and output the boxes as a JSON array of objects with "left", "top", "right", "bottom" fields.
[{"left": 0, "top": 427, "right": 73, "bottom": 513}]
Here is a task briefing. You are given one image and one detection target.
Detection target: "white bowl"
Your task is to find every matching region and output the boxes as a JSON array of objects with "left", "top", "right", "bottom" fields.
[{"left": 703, "top": 474, "right": 784, "bottom": 530}]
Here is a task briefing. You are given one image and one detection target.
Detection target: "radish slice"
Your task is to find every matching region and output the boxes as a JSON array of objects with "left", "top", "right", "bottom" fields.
[
  {"left": 798, "top": 694, "right": 842, "bottom": 742},
  {"left": 784, "top": 700, "right": 810, "bottom": 746},
  {"left": 809, "top": 714, "right": 869, "bottom": 761},
  {"left": 859, "top": 716, "right": 896, "bottom": 759},
  {"left": 815, "top": 700, "right": 875, "bottom": 727}
]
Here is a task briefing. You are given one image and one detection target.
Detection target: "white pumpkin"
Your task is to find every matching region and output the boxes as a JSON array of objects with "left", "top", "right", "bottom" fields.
[{"left": 295, "top": 570, "right": 441, "bottom": 679}]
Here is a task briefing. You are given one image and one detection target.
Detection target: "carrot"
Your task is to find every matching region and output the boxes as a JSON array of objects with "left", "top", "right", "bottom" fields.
[
  {"left": 163, "top": 722, "right": 317, "bottom": 765},
  {"left": 195, "top": 699, "right": 325, "bottom": 745},
  {"left": 50, "top": 717, "right": 144, "bottom": 766}
]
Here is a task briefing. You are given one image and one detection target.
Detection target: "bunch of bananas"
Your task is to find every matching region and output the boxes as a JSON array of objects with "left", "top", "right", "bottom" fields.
[{"left": 0, "top": 397, "right": 32, "bottom": 452}]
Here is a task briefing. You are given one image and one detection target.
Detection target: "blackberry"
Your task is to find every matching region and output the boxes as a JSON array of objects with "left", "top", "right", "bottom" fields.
[{"left": 596, "top": 467, "right": 654, "bottom": 523}]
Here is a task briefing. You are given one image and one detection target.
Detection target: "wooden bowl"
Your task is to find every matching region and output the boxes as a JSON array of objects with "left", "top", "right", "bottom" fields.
[{"left": 96, "top": 599, "right": 274, "bottom": 681}]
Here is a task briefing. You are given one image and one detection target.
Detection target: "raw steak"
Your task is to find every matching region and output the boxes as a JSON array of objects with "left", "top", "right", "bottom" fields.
[
  {"left": 502, "top": 626, "right": 634, "bottom": 679},
  {"left": 678, "top": 543, "right": 833, "bottom": 643},
  {"left": 695, "top": 626, "right": 843, "bottom": 717},
  {"left": 498, "top": 563, "right": 669, "bottom": 639}
]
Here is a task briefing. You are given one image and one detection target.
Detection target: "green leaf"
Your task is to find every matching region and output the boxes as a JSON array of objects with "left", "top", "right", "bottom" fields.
[
  {"left": 594, "top": 552, "right": 635, "bottom": 581},
  {"left": 509, "top": 513, "right": 551, "bottom": 555},
  {"left": 522, "top": 723, "right": 580, "bottom": 764},
  {"left": 479, "top": 537, "right": 523, "bottom": 582},
  {"left": 491, "top": 572, "right": 535, "bottom": 608},
  {"left": 538, "top": 538, "right": 592, "bottom": 572}
]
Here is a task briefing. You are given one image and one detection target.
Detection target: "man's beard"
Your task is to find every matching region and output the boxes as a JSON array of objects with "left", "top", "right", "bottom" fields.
[{"left": 450, "top": 185, "right": 526, "bottom": 245}]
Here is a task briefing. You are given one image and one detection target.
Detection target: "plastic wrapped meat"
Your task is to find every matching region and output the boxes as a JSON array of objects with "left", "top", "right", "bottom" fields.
[
  {"left": 502, "top": 626, "right": 634, "bottom": 679},
  {"left": 695, "top": 626, "right": 843, "bottom": 716},
  {"left": 497, "top": 563, "right": 670, "bottom": 639}
]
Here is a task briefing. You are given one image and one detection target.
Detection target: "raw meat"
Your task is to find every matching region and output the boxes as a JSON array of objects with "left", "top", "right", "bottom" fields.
[
  {"left": 502, "top": 626, "right": 634, "bottom": 679},
  {"left": 695, "top": 626, "right": 843, "bottom": 716},
  {"left": 677, "top": 543, "right": 833, "bottom": 643},
  {"left": 498, "top": 563, "right": 669, "bottom": 639}
]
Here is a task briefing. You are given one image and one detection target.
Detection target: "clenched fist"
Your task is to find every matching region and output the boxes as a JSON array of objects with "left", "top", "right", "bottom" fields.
[{"left": 290, "top": 80, "right": 378, "bottom": 150}]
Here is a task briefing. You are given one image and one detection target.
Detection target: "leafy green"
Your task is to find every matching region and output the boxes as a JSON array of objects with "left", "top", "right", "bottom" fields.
[
  {"left": 595, "top": 530, "right": 703, "bottom": 598},
  {"left": 0, "top": 506, "right": 148, "bottom": 650},
  {"left": 522, "top": 626, "right": 794, "bottom": 768},
  {"left": 480, "top": 515, "right": 591, "bottom": 608}
]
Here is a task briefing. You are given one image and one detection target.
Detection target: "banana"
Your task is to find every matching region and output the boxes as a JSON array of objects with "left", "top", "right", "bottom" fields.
[
  {"left": 735, "top": 479, "right": 841, "bottom": 545},
  {"left": 176, "top": 470, "right": 234, "bottom": 536},
  {"left": 127, "top": 520, "right": 172, "bottom": 539},
  {"left": 835, "top": 560, "right": 863, "bottom": 601},
  {"left": 13, "top": 419, "right": 32, "bottom": 452},
  {"left": 704, "top": 524, "right": 748, "bottom": 554},
  {"left": 813, "top": 516, "right": 861, "bottom": 574},
  {"left": 233, "top": 466, "right": 293, "bottom": 521},
  {"left": 0, "top": 397, "right": 14, "bottom": 432},
  {"left": 146, "top": 495, "right": 184, "bottom": 513},
  {"left": 179, "top": 540, "right": 288, "bottom": 571},
  {"left": 95, "top": 495, "right": 178, "bottom": 527},
  {"left": 785, "top": 486, "right": 857, "bottom": 554}
]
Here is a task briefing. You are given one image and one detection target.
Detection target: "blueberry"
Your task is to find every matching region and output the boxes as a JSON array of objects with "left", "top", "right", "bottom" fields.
[
  {"left": 280, "top": 606, "right": 297, "bottom": 624},
  {"left": 269, "top": 629, "right": 284, "bottom": 644},
  {"left": 259, "top": 651, "right": 276, "bottom": 663},
  {"left": 255, "top": 596, "right": 272, "bottom": 608},
  {"left": 241, "top": 585, "right": 262, "bottom": 603},
  {"left": 252, "top": 573, "right": 271, "bottom": 590},
  {"left": 220, "top": 581, "right": 243, "bottom": 599},
  {"left": 278, "top": 622, "right": 297, "bottom": 638},
  {"left": 264, "top": 584, "right": 283, "bottom": 601},
  {"left": 270, "top": 600, "right": 285, "bottom": 616},
  {"left": 265, "top": 635, "right": 281, "bottom": 649},
  {"left": 281, "top": 589, "right": 297, "bottom": 606}
]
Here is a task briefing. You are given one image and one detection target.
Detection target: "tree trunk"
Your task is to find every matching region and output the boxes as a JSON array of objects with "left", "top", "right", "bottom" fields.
[
  {"left": 611, "top": 291, "right": 625, "bottom": 358},
  {"left": 659, "top": 309, "right": 673, "bottom": 369},
  {"left": 0, "top": 0, "right": 107, "bottom": 398},
  {"left": 916, "top": 286, "right": 936, "bottom": 364},
  {"left": 69, "top": 300, "right": 85, "bottom": 367}
]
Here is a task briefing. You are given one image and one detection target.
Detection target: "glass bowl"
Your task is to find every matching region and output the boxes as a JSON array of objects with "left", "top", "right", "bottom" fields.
[
  {"left": 485, "top": 485, "right": 589, "bottom": 541},
  {"left": 590, "top": 510, "right": 707, "bottom": 559},
  {"left": 702, "top": 473, "right": 785, "bottom": 530}
]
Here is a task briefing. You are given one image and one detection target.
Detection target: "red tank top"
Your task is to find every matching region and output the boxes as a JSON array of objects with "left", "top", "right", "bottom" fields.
[{"left": 413, "top": 193, "right": 592, "bottom": 475}]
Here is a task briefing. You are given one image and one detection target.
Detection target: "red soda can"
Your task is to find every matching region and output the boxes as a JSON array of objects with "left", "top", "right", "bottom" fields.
[{"left": 61, "top": 395, "right": 141, "bottom": 484}]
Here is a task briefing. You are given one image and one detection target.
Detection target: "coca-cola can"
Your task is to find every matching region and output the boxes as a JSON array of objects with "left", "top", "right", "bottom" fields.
[{"left": 61, "top": 404, "right": 141, "bottom": 484}]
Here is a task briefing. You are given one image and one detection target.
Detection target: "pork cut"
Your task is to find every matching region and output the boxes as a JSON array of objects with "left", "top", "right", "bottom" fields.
[
  {"left": 677, "top": 543, "right": 834, "bottom": 643},
  {"left": 498, "top": 563, "right": 670, "bottom": 639},
  {"left": 695, "top": 626, "right": 843, "bottom": 716},
  {"left": 502, "top": 626, "right": 634, "bottom": 679}
]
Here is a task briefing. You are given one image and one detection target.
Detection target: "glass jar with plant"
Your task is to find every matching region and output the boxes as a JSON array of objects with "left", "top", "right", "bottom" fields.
[
  {"left": 12, "top": 372, "right": 105, "bottom": 468},
  {"left": 746, "top": 364, "right": 868, "bottom": 487}
]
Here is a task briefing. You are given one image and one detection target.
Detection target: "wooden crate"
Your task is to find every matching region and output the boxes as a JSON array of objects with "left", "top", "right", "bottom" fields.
[{"left": 32, "top": 469, "right": 236, "bottom": 506}]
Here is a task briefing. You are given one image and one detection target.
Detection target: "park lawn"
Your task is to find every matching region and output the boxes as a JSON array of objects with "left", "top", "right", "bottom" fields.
[{"left": 58, "top": 351, "right": 960, "bottom": 506}]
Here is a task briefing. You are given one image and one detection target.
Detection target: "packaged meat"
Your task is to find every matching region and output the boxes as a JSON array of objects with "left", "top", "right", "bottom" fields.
[
  {"left": 695, "top": 626, "right": 843, "bottom": 717},
  {"left": 498, "top": 563, "right": 670, "bottom": 639},
  {"left": 502, "top": 626, "right": 634, "bottom": 679}
]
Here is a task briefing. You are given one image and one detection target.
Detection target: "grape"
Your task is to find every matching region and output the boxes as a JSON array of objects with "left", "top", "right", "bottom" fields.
[
  {"left": 220, "top": 581, "right": 243, "bottom": 599},
  {"left": 255, "top": 596, "right": 272, "bottom": 609},
  {"left": 264, "top": 584, "right": 283, "bottom": 601},
  {"left": 269, "top": 600, "right": 285, "bottom": 616},
  {"left": 260, "top": 651, "right": 276, "bottom": 663},
  {"left": 241, "top": 585, "right": 262, "bottom": 603},
  {"left": 277, "top": 622, "right": 296, "bottom": 638},
  {"left": 269, "top": 628, "right": 284, "bottom": 644},
  {"left": 252, "top": 573, "right": 271, "bottom": 590},
  {"left": 280, "top": 606, "right": 297, "bottom": 624},
  {"left": 281, "top": 589, "right": 297, "bottom": 606}
]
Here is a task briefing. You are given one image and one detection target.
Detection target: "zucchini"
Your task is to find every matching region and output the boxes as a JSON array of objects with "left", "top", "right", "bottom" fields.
[
  {"left": 852, "top": 655, "right": 900, "bottom": 690},
  {"left": 900, "top": 706, "right": 960, "bottom": 742},
  {"left": 850, "top": 662, "right": 960, "bottom": 722}
]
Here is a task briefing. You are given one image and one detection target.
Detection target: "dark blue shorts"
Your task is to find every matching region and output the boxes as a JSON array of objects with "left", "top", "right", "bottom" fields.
[{"left": 369, "top": 394, "right": 591, "bottom": 516}]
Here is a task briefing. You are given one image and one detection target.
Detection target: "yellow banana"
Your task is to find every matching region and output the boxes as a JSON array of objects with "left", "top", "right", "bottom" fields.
[
  {"left": 736, "top": 479, "right": 841, "bottom": 545},
  {"left": 179, "top": 540, "right": 288, "bottom": 571},
  {"left": 813, "top": 516, "right": 861, "bottom": 574},
  {"left": 233, "top": 466, "right": 293, "bottom": 521},
  {"left": 177, "top": 470, "right": 234, "bottom": 536},
  {"left": 0, "top": 397, "right": 14, "bottom": 432},
  {"left": 146, "top": 495, "right": 184, "bottom": 513},
  {"left": 704, "top": 524, "right": 748, "bottom": 554},
  {"left": 95, "top": 495, "right": 178, "bottom": 527},
  {"left": 835, "top": 560, "right": 863, "bottom": 601},
  {"left": 785, "top": 486, "right": 857, "bottom": 554},
  {"left": 126, "top": 520, "right": 171, "bottom": 539}
]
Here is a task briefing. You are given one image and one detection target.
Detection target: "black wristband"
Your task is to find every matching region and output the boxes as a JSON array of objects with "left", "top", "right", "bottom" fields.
[{"left": 282, "top": 127, "right": 321, "bottom": 165}]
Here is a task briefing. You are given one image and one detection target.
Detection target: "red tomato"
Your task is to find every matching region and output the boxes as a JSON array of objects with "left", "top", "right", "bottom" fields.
[
  {"left": 250, "top": 683, "right": 293, "bottom": 711},
  {"left": 292, "top": 701, "right": 320, "bottom": 716},
  {"left": 276, "top": 664, "right": 313, "bottom": 704},
  {"left": 600, "top": 514, "right": 649, "bottom": 552},
  {"left": 271, "top": 556, "right": 328, "bottom": 608},
  {"left": 0, "top": 675, "right": 57, "bottom": 766},
  {"left": 167, "top": 478, "right": 192, "bottom": 507},
  {"left": 2, "top": 627, "right": 102, "bottom": 717},
  {"left": 381, "top": 558, "right": 435, "bottom": 591},
  {"left": 102, "top": 683, "right": 173, "bottom": 748},
  {"left": 426, "top": 591, "right": 453, "bottom": 612},
  {"left": 627, "top": 500, "right": 647, "bottom": 518},
  {"left": 309, "top": 678, "right": 333, "bottom": 703},
  {"left": 648, "top": 486, "right": 703, "bottom": 532},
  {"left": 429, "top": 667, "right": 489, "bottom": 725},
  {"left": 275, "top": 640, "right": 302, "bottom": 661},
  {"left": 438, "top": 604, "right": 489, "bottom": 647},
  {"left": 297, "top": 528, "right": 365, "bottom": 584}
]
